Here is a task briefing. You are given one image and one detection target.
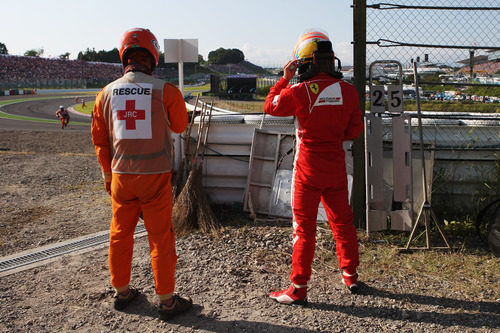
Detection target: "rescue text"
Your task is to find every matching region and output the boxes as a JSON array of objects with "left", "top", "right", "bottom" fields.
[{"left": 113, "top": 87, "right": 151, "bottom": 96}]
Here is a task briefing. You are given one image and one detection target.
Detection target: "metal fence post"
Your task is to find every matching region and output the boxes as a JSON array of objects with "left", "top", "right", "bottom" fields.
[{"left": 353, "top": 0, "right": 367, "bottom": 229}]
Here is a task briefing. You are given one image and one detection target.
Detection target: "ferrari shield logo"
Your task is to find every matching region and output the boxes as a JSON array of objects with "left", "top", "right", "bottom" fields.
[{"left": 309, "top": 83, "right": 319, "bottom": 94}]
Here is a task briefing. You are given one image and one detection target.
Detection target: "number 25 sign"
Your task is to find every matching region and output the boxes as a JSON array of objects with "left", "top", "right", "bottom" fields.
[{"left": 370, "top": 85, "right": 403, "bottom": 113}]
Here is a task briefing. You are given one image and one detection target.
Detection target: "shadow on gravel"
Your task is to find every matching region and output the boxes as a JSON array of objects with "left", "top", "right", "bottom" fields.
[
  {"left": 121, "top": 302, "right": 319, "bottom": 332},
  {"left": 309, "top": 283, "right": 500, "bottom": 329},
  {"left": 172, "top": 315, "right": 320, "bottom": 332},
  {"left": 115, "top": 293, "right": 158, "bottom": 319}
]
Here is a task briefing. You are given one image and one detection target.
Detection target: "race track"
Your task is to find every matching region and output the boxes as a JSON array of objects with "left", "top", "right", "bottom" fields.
[{"left": 0, "top": 95, "right": 93, "bottom": 131}]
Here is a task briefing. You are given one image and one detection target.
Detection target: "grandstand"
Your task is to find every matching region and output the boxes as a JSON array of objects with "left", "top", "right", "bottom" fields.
[{"left": 0, "top": 54, "right": 176, "bottom": 91}]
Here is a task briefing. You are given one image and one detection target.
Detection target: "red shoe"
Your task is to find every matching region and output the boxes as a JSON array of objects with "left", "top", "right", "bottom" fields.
[
  {"left": 269, "top": 284, "right": 307, "bottom": 305},
  {"left": 342, "top": 270, "right": 359, "bottom": 293}
]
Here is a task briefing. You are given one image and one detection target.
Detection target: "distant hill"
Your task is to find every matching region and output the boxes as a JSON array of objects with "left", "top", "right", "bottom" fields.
[
  {"left": 201, "top": 60, "right": 272, "bottom": 76},
  {"left": 153, "top": 60, "right": 274, "bottom": 83}
]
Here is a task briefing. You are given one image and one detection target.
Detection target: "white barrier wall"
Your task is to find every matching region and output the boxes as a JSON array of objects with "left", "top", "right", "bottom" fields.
[
  {"left": 185, "top": 108, "right": 355, "bottom": 206},
  {"left": 183, "top": 103, "right": 500, "bottom": 219},
  {"left": 189, "top": 112, "right": 296, "bottom": 204}
]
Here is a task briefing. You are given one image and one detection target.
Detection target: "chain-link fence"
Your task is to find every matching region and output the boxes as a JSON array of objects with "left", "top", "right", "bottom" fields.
[
  {"left": 363, "top": 1, "right": 500, "bottom": 222},
  {"left": 367, "top": 1, "right": 500, "bottom": 89}
]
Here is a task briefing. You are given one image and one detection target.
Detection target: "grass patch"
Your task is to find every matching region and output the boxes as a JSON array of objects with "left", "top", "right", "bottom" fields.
[
  {"left": 313, "top": 220, "right": 499, "bottom": 299},
  {"left": 366, "top": 100, "right": 500, "bottom": 113},
  {"left": 73, "top": 101, "right": 94, "bottom": 115},
  {"left": 404, "top": 101, "right": 500, "bottom": 113},
  {"left": 0, "top": 109, "right": 62, "bottom": 124},
  {"left": 212, "top": 100, "right": 265, "bottom": 113},
  {"left": 185, "top": 83, "right": 210, "bottom": 93},
  {"left": 0, "top": 96, "right": 66, "bottom": 107},
  {"left": 0, "top": 109, "right": 89, "bottom": 125},
  {"left": 65, "top": 184, "right": 84, "bottom": 191},
  {"left": 359, "top": 242, "right": 498, "bottom": 299},
  {"left": 0, "top": 96, "right": 90, "bottom": 125}
]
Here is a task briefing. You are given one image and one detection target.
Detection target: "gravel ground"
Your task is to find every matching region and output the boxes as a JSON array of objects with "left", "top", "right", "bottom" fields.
[{"left": 0, "top": 128, "right": 499, "bottom": 333}]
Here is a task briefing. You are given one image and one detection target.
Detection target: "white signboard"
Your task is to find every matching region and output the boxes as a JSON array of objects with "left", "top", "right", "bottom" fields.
[
  {"left": 163, "top": 38, "right": 199, "bottom": 96},
  {"left": 164, "top": 39, "right": 198, "bottom": 63}
]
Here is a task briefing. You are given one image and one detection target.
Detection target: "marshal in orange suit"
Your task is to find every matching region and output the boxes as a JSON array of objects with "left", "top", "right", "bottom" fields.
[{"left": 91, "top": 27, "right": 192, "bottom": 320}]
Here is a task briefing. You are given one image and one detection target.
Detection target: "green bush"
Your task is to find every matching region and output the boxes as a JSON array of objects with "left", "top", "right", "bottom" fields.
[{"left": 256, "top": 86, "right": 272, "bottom": 97}]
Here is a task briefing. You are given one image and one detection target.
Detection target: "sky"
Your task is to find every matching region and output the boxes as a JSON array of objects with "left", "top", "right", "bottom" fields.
[{"left": 0, "top": 0, "right": 355, "bottom": 68}]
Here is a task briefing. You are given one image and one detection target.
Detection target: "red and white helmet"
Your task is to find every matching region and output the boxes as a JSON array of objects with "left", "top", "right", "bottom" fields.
[
  {"left": 293, "top": 29, "right": 331, "bottom": 62},
  {"left": 119, "top": 28, "right": 160, "bottom": 68}
]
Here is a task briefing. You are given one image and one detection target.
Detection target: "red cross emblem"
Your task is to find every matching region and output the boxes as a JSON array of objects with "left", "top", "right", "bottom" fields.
[{"left": 117, "top": 100, "right": 145, "bottom": 130}]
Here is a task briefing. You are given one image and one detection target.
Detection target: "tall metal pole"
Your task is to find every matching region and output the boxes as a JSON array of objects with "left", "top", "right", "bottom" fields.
[
  {"left": 352, "top": 0, "right": 367, "bottom": 229},
  {"left": 414, "top": 62, "right": 431, "bottom": 248},
  {"left": 413, "top": 62, "right": 429, "bottom": 205},
  {"left": 402, "top": 62, "right": 451, "bottom": 250}
]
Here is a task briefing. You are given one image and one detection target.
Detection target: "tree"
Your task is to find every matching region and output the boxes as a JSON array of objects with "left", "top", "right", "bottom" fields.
[
  {"left": 77, "top": 48, "right": 96, "bottom": 61},
  {"left": 77, "top": 47, "right": 120, "bottom": 63},
  {"left": 59, "top": 52, "right": 70, "bottom": 60},
  {"left": 24, "top": 50, "right": 37, "bottom": 57},
  {"left": 24, "top": 48, "right": 44, "bottom": 57},
  {"left": 208, "top": 48, "right": 244, "bottom": 65},
  {"left": 0, "top": 42, "right": 8, "bottom": 55},
  {"left": 96, "top": 48, "right": 120, "bottom": 63}
]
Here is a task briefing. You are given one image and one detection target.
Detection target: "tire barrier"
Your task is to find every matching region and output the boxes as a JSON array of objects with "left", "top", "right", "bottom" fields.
[{"left": 2, "top": 89, "right": 36, "bottom": 96}]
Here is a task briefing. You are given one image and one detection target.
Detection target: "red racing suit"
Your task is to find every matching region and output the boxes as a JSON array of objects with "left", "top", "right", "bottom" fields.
[{"left": 264, "top": 73, "right": 363, "bottom": 286}]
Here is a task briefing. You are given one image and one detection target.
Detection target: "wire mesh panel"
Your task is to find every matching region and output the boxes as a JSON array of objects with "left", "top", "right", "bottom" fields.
[
  {"left": 364, "top": 1, "right": 500, "bottom": 221},
  {"left": 366, "top": 1, "right": 500, "bottom": 100}
]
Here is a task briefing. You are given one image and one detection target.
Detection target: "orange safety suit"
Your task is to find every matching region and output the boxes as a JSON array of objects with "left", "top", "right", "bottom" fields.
[
  {"left": 91, "top": 70, "right": 188, "bottom": 297},
  {"left": 56, "top": 108, "right": 70, "bottom": 128}
]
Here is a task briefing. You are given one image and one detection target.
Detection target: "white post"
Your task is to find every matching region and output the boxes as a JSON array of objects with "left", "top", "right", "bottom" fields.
[
  {"left": 164, "top": 38, "right": 197, "bottom": 97},
  {"left": 178, "top": 39, "right": 184, "bottom": 96},
  {"left": 178, "top": 61, "right": 184, "bottom": 96}
]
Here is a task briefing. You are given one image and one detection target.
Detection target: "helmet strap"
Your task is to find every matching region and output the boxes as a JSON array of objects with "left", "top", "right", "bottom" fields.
[{"left": 298, "top": 50, "right": 343, "bottom": 82}]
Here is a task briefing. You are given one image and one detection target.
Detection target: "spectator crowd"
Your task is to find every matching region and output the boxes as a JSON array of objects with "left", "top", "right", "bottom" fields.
[
  {"left": 0, "top": 54, "right": 178, "bottom": 89},
  {"left": 0, "top": 54, "right": 123, "bottom": 83}
]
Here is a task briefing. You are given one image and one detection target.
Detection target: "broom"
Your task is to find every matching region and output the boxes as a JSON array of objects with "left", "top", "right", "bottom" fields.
[
  {"left": 171, "top": 102, "right": 209, "bottom": 236},
  {"left": 172, "top": 94, "right": 200, "bottom": 201},
  {"left": 193, "top": 102, "right": 222, "bottom": 236},
  {"left": 172, "top": 102, "right": 222, "bottom": 237}
]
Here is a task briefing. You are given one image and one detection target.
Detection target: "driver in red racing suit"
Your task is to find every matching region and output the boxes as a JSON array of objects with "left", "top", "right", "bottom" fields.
[{"left": 267, "top": 30, "right": 363, "bottom": 305}]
